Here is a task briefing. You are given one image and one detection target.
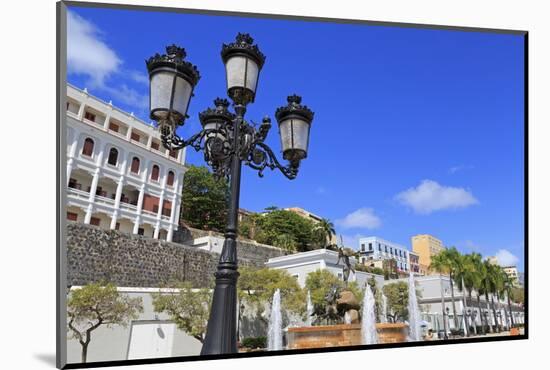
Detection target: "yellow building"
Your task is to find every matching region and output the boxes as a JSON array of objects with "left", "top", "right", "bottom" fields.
[{"left": 411, "top": 234, "right": 445, "bottom": 275}]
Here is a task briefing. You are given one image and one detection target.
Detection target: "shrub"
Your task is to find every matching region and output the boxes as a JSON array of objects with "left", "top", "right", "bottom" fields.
[{"left": 241, "top": 336, "right": 267, "bottom": 349}]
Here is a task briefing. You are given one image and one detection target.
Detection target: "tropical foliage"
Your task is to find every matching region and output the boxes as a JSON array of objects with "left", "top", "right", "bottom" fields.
[{"left": 429, "top": 247, "right": 524, "bottom": 332}]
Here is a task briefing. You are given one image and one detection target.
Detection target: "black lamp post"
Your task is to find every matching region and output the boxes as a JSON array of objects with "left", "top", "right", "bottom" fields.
[{"left": 146, "top": 33, "right": 314, "bottom": 355}]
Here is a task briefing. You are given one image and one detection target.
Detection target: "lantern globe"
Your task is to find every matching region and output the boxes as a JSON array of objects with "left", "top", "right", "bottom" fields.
[
  {"left": 146, "top": 44, "right": 200, "bottom": 126},
  {"left": 221, "top": 33, "right": 266, "bottom": 106},
  {"left": 275, "top": 94, "right": 314, "bottom": 162}
]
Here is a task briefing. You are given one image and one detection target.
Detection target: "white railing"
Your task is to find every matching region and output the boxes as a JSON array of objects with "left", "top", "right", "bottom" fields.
[
  {"left": 119, "top": 202, "right": 137, "bottom": 211},
  {"left": 82, "top": 117, "right": 104, "bottom": 128},
  {"left": 67, "top": 187, "right": 90, "bottom": 200},
  {"left": 94, "top": 194, "right": 115, "bottom": 206}
]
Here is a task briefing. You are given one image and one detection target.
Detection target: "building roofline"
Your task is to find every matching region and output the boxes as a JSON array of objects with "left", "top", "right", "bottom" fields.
[{"left": 67, "top": 83, "right": 155, "bottom": 131}]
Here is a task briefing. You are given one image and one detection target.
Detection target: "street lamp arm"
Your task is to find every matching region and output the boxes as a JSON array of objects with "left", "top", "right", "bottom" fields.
[{"left": 244, "top": 140, "right": 299, "bottom": 179}]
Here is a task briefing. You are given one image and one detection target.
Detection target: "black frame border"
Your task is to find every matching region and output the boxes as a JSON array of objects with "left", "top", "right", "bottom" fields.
[{"left": 56, "top": 1, "right": 529, "bottom": 369}]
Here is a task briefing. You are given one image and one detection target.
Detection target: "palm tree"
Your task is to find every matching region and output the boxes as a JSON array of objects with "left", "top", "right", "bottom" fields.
[
  {"left": 479, "top": 260, "right": 494, "bottom": 333},
  {"left": 484, "top": 261, "right": 501, "bottom": 333},
  {"left": 429, "top": 252, "right": 450, "bottom": 339},
  {"left": 468, "top": 252, "right": 485, "bottom": 334},
  {"left": 445, "top": 247, "right": 462, "bottom": 330},
  {"left": 316, "top": 218, "right": 336, "bottom": 248},
  {"left": 454, "top": 253, "right": 476, "bottom": 336}
]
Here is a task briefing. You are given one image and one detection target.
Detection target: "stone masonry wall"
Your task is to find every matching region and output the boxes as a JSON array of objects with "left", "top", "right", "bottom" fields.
[{"left": 67, "top": 222, "right": 285, "bottom": 288}]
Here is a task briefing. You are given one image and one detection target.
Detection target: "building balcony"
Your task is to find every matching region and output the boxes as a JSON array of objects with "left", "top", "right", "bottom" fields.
[{"left": 67, "top": 187, "right": 90, "bottom": 201}]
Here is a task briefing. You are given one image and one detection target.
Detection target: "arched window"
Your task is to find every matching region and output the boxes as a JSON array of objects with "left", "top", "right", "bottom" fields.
[
  {"left": 107, "top": 148, "right": 118, "bottom": 166},
  {"left": 82, "top": 138, "right": 94, "bottom": 157},
  {"left": 151, "top": 165, "right": 160, "bottom": 181},
  {"left": 167, "top": 171, "right": 175, "bottom": 186},
  {"left": 131, "top": 157, "right": 140, "bottom": 174}
]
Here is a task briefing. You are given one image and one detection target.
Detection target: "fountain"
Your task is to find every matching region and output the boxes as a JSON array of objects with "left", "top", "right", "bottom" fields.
[
  {"left": 267, "top": 289, "right": 283, "bottom": 351},
  {"left": 287, "top": 283, "right": 408, "bottom": 349},
  {"left": 361, "top": 285, "right": 378, "bottom": 344},
  {"left": 380, "top": 293, "right": 388, "bottom": 323},
  {"left": 407, "top": 273, "right": 421, "bottom": 341},
  {"left": 306, "top": 290, "right": 314, "bottom": 326}
]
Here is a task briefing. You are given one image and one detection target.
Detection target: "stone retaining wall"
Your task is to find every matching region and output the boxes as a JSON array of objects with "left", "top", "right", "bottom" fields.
[{"left": 67, "top": 222, "right": 285, "bottom": 288}]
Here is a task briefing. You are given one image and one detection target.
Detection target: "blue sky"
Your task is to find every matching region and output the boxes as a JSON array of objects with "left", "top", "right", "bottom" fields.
[{"left": 66, "top": 6, "right": 525, "bottom": 271}]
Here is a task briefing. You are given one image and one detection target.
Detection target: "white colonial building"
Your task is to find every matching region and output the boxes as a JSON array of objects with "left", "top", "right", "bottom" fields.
[
  {"left": 358, "top": 236, "right": 411, "bottom": 272},
  {"left": 65, "top": 84, "right": 187, "bottom": 242}
]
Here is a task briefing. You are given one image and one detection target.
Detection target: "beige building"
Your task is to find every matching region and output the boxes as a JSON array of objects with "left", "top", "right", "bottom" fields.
[
  {"left": 503, "top": 265, "right": 520, "bottom": 286},
  {"left": 411, "top": 234, "right": 445, "bottom": 275}
]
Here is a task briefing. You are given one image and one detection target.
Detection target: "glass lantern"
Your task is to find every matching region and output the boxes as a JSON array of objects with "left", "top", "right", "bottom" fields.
[
  {"left": 146, "top": 44, "right": 200, "bottom": 131},
  {"left": 221, "top": 33, "right": 265, "bottom": 106},
  {"left": 275, "top": 94, "right": 314, "bottom": 162}
]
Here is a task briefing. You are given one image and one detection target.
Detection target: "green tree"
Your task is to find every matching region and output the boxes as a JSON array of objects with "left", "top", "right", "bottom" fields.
[
  {"left": 180, "top": 165, "right": 228, "bottom": 231},
  {"left": 254, "top": 209, "right": 317, "bottom": 251},
  {"left": 382, "top": 281, "right": 409, "bottom": 322},
  {"left": 273, "top": 233, "right": 298, "bottom": 252},
  {"left": 67, "top": 282, "right": 143, "bottom": 363},
  {"left": 152, "top": 282, "right": 212, "bottom": 343},
  {"left": 305, "top": 269, "right": 343, "bottom": 308},
  {"left": 238, "top": 267, "right": 305, "bottom": 324}
]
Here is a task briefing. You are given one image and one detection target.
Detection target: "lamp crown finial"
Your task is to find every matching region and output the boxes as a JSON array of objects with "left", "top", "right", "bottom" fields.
[
  {"left": 236, "top": 33, "right": 254, "bottom": 45},
  {"left": 166, "top": 44, "right": 186, "bottom": 60},
  {"left": 214, "top": 97, "right": 230, "bottom": 109},
  {"left": 287, "top": 94, "right": 302, "bottom": 105}
]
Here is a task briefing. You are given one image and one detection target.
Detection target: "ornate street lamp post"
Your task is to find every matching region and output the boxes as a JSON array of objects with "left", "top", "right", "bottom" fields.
[{"left": 146, "top": 33, "right": 314, "bottom": 355}]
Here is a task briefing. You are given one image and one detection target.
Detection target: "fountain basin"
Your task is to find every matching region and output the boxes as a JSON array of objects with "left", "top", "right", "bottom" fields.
[{"left": 286, "top": 323, "right": 408, "bottom": 349}]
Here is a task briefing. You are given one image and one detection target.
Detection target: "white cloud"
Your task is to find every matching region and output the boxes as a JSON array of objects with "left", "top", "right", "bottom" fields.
[
  {"left": 395, "top": 179, "right": 478, "bottom": 214},
  {"left": 67, "top": 11, "right": 121, "bottom": 87},
  {"left": 102, "top": 84, "right": 149, "bottom": 112},
  {"left": 336, "top": 208, "right": 381, "bottom": 229},
  {"left": 67, "top": 11, "right": 149, "bottom": 114},
  {"left": 127, "top": 70, "right": 149, "bottom": 85},
  {"left": 495, "top": 249, "right": 519, "bottom": 267},
  {"left": 341, "top": 234, "right": 368, "bottom": 250}
]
